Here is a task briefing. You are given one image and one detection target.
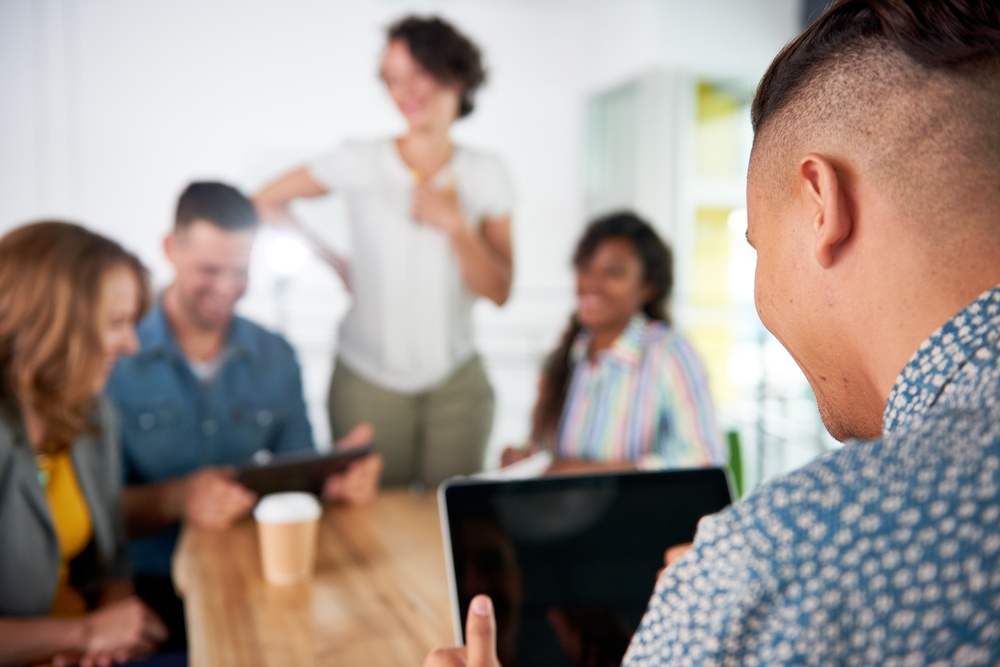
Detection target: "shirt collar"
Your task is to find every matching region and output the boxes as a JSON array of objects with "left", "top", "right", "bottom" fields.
[
  {"left": 570, "top": 313, "right": 648, "bottom": 368},
  {"left": 136, "top": 297, "right": 260, "bottom": 361},
  {"left": 883, "top": 283, "right": 1000, "bottom": 434}
]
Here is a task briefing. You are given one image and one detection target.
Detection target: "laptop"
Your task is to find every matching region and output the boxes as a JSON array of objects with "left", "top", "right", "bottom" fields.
[{"left": 438, "top": 468, "right": 733, "bottom": 667}]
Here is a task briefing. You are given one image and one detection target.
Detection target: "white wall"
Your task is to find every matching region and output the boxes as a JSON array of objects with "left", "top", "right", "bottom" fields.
[
  {"left": 584, "top": 0, "right": 799, "bottom": 91},
  {"left": 0, "top": 0, "right": 800, "bottom": 464}
]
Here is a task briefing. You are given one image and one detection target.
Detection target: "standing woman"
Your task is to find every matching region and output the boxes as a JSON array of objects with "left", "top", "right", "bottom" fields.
[
  {"left": 254, "top": 16, "right": 513, "bottom": 488},
  {"left": 0, "top": 222, "right": 167, "bottom": 666}
]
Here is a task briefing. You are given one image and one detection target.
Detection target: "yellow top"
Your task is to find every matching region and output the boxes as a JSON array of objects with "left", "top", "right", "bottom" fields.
[{"left": 37, "top": 452, "right": 93, "bottom": 616}]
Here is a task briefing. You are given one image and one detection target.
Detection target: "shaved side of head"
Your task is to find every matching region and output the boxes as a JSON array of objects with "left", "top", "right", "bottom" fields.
[{"left": 750, "top": 0, "right": 1000, "bottom": 245}]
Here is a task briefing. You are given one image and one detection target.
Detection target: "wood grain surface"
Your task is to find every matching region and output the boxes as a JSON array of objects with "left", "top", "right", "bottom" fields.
[{"left": 173, "top": 490, "right": 454, "bottom": 666}]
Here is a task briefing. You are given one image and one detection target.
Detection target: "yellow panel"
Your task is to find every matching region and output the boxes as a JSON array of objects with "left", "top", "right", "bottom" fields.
[
  {"left": 690, "top": 207, "right": 735, "bottom": 404},
  {"left": 695, "top": 82, "right": 744, "bottom": 179}
]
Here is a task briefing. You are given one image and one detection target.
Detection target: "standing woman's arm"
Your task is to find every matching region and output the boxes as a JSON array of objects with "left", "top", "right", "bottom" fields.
[
  {"left": 253, "top": 168, "right": 352, "bottom": 288},
  {"left": 451, "top": 214, "right": 513, "bottom": 306},
  {"left": 412, "top": 182, "right": 513, "bottom": 306}
]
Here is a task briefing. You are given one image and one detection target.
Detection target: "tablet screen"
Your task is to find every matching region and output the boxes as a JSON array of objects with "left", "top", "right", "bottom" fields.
[{"left": 440, "top": 468, "right": 733, "bottom": 667}]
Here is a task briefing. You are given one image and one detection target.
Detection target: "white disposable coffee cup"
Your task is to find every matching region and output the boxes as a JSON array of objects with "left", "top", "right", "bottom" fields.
[{"left": 253, "top": 492, "right": 322, "bottom": 585}]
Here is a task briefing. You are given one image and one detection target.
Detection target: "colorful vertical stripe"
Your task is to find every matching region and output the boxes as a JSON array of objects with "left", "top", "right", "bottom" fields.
[{"left": 552, "top": 314, "right": 725, "bottom": 469}]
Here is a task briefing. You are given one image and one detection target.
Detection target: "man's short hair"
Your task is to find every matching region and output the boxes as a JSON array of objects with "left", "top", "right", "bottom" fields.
[
  {"left": 752, "top": 0, "right": 1000, "bottom": 139},
  {"left": 748, "top": 0, "right": 1000, "bottom": 228},
  {"left": 174, "top": 181, "right": 259, "bottom": 232}
]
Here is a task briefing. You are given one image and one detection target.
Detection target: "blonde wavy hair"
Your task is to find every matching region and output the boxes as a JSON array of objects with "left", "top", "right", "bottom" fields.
[{"left": 0, "top": 221, "right": 150, "bottom": 454}]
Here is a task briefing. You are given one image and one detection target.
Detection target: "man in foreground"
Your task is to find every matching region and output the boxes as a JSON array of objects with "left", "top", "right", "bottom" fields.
[
  {"left": 107, "top": 182, "right": 382, "bottom": 650},
  {"left": 427, "top": 0, "right": 1000, "bottom": 663}
]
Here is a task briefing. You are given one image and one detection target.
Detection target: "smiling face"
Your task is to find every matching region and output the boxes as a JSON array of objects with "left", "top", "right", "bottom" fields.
[
  {"left": 165, "top": 219, "right": 255, "bottom": 333},
  {"left": 747, "top": 157, "right": 876, "bottom": 442},
  {"left": 380, "top": 39, "right": 462, "bottom": 131},
  {"left": 93, "top": 263, "right": 142, "bottom": 393},
  {"left": 575, "top": 237, "right": 651, "bottom": 335}
]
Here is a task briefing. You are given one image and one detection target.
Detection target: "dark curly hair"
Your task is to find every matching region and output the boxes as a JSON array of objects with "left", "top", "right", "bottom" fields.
[
  {"left": 386, "top": 15, "right": 486, "bottom": 119},
  {"left": 530, "top": 212, "right": 674, "bottom": 445}
]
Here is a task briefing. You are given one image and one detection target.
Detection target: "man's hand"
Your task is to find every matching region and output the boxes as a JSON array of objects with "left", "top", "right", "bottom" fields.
[
  {"left": 657, "top": 542, "right": 694, "bottom": 580},
  {"left": 183, "top": 467, "right": 257, "bottom": 530},
  {"left": 322, "top": 422, "right": 382, "bottom": 506},
  {"left": 424, "top": 595, "right": 501, "bottom": 667},
  {"left": 322, "top": 454, "right": 383, "bottom": 506}
]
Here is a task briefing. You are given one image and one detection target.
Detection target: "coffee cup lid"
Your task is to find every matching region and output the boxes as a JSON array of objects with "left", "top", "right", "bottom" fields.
[{"left": 253, "top": 492, "right": 322, "bottom": 524}]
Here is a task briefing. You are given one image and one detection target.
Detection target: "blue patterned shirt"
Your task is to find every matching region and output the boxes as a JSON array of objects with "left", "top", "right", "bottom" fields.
[{"left": 624, "top": 284, "right": 1000, "bottom": 665}]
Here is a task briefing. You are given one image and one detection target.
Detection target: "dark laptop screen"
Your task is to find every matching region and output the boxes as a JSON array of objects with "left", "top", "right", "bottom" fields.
[{"left": 440, "top": 468, "right": 733, "bottom": 667}]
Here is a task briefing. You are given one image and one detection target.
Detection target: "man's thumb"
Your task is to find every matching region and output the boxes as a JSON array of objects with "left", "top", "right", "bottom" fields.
[{"left": 465, "top": 595, "right": 500, "bottom": 667}]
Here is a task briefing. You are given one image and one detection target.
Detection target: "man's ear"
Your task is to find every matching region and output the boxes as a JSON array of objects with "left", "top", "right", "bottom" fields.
[
  {"left": 798, "top": 153, "right": 853, "bottom": 269},
  {"left": 163, "top": 232, "right": 177, "bottom": 264}
]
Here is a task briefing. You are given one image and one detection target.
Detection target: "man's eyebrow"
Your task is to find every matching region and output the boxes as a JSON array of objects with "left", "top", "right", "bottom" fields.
[{"left": 745, "top": 230, "right": 752, "bottom": 247}]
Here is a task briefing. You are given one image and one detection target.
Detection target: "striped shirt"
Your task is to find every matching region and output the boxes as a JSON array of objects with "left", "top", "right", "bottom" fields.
[{"left": 551, "top": 314, "right": 725, "bottom": 469}]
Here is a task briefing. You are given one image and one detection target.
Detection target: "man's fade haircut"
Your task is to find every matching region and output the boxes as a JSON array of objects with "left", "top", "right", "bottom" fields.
[
  {"left": 749, "top": 0, "right": 1000, "bottom": 219},
  {"left": 752, "top": 0, "right": 1000, "bottom": 137},
  {"left": 174, "top": 181, "right": 259, "bottom": 232}
]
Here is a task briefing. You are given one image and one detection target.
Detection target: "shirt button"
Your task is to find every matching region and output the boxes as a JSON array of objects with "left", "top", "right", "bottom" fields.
[
  {"left": 139, "top": 413, "right": 155, "bottom": 430},
  {"left": 202, "top": 419, "right": 218, "bottom": 436},
  {"left": 256, "top": 410, "right": 273, "bottom": 427}
]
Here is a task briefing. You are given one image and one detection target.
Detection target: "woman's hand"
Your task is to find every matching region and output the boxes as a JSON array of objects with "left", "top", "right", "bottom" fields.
[
  {"left": 413, "top": 182, "right": 467, "bottom": 237},
  {"left": 56, "top": 597, "right": 168, "bottom": 667},
  {"left": 413, "top": 181, "right": 513, "bottom": 306},
  {"left": 500, "top": 446, "right": 531, "bottom": 468}
]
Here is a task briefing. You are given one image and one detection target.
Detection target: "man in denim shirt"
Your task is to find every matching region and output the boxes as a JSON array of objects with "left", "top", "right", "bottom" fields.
[{"left": 106, "top": 182, "right": 380, "bottom": 651}]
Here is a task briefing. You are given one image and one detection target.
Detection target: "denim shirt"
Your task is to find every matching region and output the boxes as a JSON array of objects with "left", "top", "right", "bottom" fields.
[{"left": 105, "top": 300, "right": 314, "bottom": 577}]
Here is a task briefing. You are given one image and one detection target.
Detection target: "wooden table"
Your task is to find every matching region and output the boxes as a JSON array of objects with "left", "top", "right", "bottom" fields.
[{"left": 172, "top": 490, "right": 454, "bottom": 666}]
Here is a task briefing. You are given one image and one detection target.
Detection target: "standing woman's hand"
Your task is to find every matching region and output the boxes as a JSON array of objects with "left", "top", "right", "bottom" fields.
[
  {"left": 412, "top": 179, "right": 512, "bottom": 305},
  {"left": 413, "top": 181, "right": 467, "bottom": 238}
]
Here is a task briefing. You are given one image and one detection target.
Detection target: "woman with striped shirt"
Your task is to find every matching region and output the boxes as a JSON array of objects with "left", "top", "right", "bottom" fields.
[{"left": 503, "top": 212, "right": 724, "bottom": 472}]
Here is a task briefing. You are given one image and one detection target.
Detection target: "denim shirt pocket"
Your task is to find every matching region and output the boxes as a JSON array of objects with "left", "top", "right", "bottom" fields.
[
  {"left": 117, "top": 398, "right": 187, "bottom": 480},
  {"left": 228, "top": 399, "right": 287, "bottom": 456}
]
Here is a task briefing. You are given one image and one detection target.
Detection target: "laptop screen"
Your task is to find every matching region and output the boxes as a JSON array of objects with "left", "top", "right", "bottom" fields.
[{"left": 439, "top": 468, "right": 733, "bottom": 667}]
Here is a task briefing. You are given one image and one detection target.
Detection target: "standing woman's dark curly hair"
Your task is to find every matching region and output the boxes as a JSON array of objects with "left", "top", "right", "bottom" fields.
[
  {"left": 530, "top": 212, "right": 674, "bottom": 445},
  {"left": 386, "top": 15, "right": 486, "bottom": 119}
]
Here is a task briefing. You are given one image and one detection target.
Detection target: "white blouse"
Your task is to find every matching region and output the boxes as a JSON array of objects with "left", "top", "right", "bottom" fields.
[{"left": 308, "top": 138, "right": 514, "bottom": 393}]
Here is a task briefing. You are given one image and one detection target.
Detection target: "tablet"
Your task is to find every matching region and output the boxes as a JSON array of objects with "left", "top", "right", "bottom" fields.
[
  {"left": 439, "top": 468, "right": 733, "bottom": 667},
  {"left": 236, "top": 444, "right": 374, "bottom": 496}
]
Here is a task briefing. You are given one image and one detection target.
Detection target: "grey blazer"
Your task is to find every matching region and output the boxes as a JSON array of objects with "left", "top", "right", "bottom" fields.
[{"left": 0, "top": 397, "right": 129, "bottom": 616}]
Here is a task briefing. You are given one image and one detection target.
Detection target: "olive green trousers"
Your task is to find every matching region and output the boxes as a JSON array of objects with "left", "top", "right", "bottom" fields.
[{"left": 328, "top": 356, "right": 495, "bottom": 488}]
